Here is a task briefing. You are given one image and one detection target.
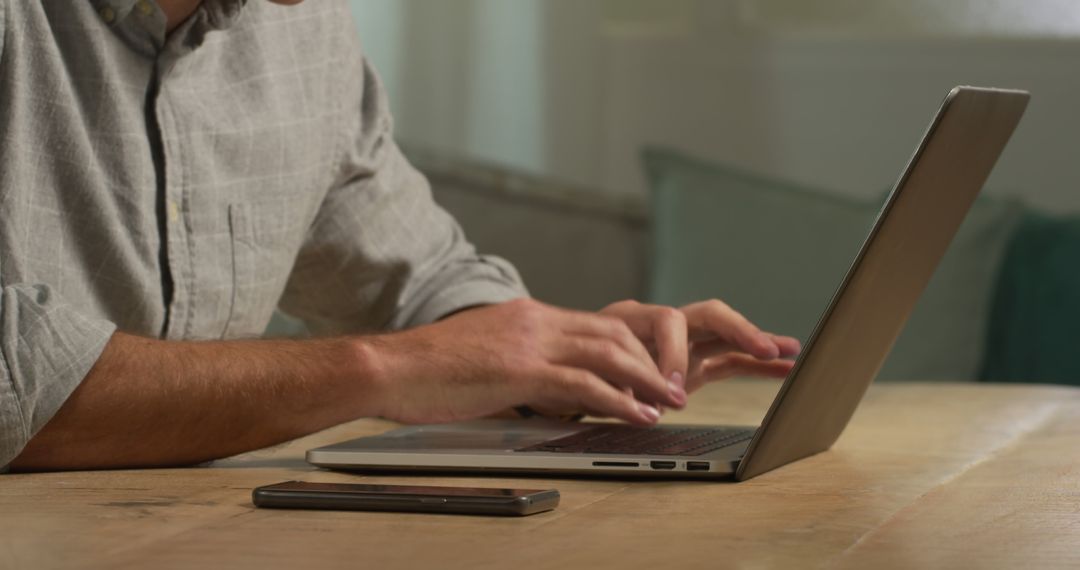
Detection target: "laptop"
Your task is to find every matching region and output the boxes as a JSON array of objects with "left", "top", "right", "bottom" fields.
[{"left": 308, "top": 86, "right": 1030, "bottom": 481}]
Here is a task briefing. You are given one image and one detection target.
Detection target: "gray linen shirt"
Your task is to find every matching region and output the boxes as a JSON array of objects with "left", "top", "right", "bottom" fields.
[{"left": 0, "top": 0, "right": 527, "bottom": 467}]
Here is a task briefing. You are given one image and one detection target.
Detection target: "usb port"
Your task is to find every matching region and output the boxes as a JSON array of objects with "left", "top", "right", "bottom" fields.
[
  {"left": 687, "top": 461, "right": 710, "bottom": 471},
  {"left": 650, "top": 461, "right": 676, "bottom": 470}
]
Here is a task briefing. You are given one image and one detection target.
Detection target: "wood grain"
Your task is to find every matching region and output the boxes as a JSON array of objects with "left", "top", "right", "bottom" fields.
[{"left": 2, "top": 380, "right": 1078, "bottom": 569}]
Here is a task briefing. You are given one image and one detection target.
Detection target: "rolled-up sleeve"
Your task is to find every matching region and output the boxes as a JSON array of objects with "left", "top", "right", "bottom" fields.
[
  {"left": 1, "top": 283, "right": 116, "bottom": 469},
  {"left": 0, "top": 2, "right": 118, "bottom": 469},
  {"left": 278, "top": 45, "right": 528, "bottom": 334}
]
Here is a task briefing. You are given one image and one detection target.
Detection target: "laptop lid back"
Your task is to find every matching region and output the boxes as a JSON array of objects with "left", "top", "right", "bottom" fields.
[{"left": 736, "top": 86, "right": 1030, "bottom": 481}]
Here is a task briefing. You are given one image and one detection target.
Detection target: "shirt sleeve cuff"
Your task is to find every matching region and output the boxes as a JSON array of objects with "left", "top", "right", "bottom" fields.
[{"left": 0, "top": 284, "right": 117, "bottom": 469}]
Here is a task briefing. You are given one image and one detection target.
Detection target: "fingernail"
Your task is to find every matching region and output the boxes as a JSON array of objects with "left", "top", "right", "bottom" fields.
[
  {"left": 668, "top": 379, "right": 687, "bottom": 406},
  {"left": 670, "top": 371, "right": 685, "bottom": 388},
  {"left": 639, "top": 403, "right": 661, "bottom": 422}
]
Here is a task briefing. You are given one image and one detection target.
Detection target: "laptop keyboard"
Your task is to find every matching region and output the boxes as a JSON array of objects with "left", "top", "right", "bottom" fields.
[{"left": 514, "top": 425, "right": 756, "bottom": 457}]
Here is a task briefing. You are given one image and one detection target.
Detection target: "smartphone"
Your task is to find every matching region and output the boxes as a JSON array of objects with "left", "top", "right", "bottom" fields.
[{"left": 252, "top": 481, "right": 560, "bottom": 517}]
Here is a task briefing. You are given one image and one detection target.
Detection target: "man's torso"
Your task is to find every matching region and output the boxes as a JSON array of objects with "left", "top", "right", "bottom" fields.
[{"left": 0, "top": 0, "right": 355, "bottom": 340}]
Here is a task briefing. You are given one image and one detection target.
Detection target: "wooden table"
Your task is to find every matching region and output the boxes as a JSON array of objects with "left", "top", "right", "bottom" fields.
[{"left": 3, "top": 381, "right": 1079, "bottom": 569}]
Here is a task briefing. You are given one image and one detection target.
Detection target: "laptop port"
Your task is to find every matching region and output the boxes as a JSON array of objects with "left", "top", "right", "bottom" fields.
[
  {"left": 650, "top": 461, "right": 676, "bottom": 470},
  {"left": 593, "top": 461, "right": 639, "bottom": 468},
  {"left": 686, "top": 461, "right": 711, "bottom": 471}
]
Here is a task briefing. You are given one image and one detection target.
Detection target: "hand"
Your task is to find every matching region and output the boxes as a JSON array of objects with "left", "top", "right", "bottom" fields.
[
  {"left": 600, "top": 300, "right": 801, "bottom": 394},
  {"left": 367, "top": 299, "right": 687, "bottom": 426}
]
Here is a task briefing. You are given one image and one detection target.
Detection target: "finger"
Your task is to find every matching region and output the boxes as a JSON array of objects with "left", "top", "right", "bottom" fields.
[
  {"left": 622, "top": 385, "right": 668, "bottom": 417},
  {"left": 686, "top": 358, "right": 794, "bottom": 393},
  {"left": 648, "top": 306, "right": 690, "bottom": 387},
  {"left": 682, "top": 300, "right": 780, "bottom": 360},
  {"left": 691, "top": 335, "right": 801, "bottom": 366},
  {"left": 698, "top": 354, "right": 795, "bottom": 382},
  {"left": 689, "top": 338, "right": 741, "bottom": 362},
  {"left": 603, "top": 302, "right": 690, "bottom": 380},
  {"left": 768, "top": 334, "right": 803, "bottom": 358},
  {"left": 553, "top": 308, "right": 660, "bottom": 376},
  {"left": 599, "top": 302, "right": 689, "bottom": 388},
  {"left": 550, "top": 336, "right": 686, "bottom": 409},
  {"left": 534, "top": 367, "right": 662, "bottom": 426}
]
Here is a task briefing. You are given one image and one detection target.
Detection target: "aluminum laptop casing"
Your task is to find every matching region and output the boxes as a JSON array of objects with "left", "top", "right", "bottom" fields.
[
  {"left": 307, "top": 420, "right": 750, "bottom": 478},
  {"left": 308, "top": 86, "right": 1030, "bottom": 481}
]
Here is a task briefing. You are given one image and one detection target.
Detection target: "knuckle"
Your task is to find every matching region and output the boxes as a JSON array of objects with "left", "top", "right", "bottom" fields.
[
  {"left": 608, "top": 317, "right": 634, "bottom": 339},
  {"left": 706, "top": 299, "right": 756, "bottom": 327},
  {"left": 603, "top": 299, "right": 635, "bottom": 312},
  {"left": 658, "top": 306, "right": 686, "bottom": 326},
  {"left": 598, "top": 314, "right": 623, "bottom": 329},
  {"left": 596, "top": 315, "right": 632, "bottom": 342},
  {"left": 707, "top": 299, "right": 732, "bottom": 312},
  {"left": 591, "top": 339, "right": 621, "bottom": 362}
]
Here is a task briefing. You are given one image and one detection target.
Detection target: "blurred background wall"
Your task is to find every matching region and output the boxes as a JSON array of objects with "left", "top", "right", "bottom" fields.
[
  {"left": 328, "top": 0, "right": 1080, "bottom": 384},
  {"left": 349, "top": 0, "right": 1080, "bottom": 212}
]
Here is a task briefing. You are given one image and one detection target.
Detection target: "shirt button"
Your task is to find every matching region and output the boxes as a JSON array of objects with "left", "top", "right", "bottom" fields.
[
  {"left": 137, "top": 0, "right": 153, "bottom": 16},
  {"left": 99, "top": 6, "right": 116, "bottom": 23},
  {"left": 167, "top": 200, "right": 180, "bottom": 223}
]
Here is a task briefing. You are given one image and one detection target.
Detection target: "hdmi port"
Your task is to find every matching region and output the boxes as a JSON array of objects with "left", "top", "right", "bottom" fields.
[{"left": 650, "top": 461, "right": 676, "bottom": 470}]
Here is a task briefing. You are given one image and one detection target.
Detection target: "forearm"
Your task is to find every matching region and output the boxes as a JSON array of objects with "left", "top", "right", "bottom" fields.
[{"left": 9, "top": 331, "right": 383, "bottom": 472}]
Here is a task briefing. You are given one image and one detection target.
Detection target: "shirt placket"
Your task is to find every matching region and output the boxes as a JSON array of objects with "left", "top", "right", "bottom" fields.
[
  {"left": 99, "top": 0, "right": 189, "bottom": 339},
  {"left": 154, "top": 59, "right": 193, "bottom": 341}
]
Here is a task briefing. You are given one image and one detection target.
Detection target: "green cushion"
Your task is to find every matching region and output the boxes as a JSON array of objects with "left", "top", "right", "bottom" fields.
[
  {"left": 979, "top": 213, "right": 1080, "bottom": 385},
  {"left": 265, "top": 310, "right": 309, "bottom": 338},
  {"left": 880, "top": 193, "right": 1024, "bottom": 380},
  {"left": 643, "top": 147, "right": 1024, "bottom": 381}
]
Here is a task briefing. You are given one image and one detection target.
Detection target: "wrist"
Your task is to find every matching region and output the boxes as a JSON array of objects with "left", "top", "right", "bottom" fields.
[{"left": 341, "top": 334, "right": 399, "bottom": 420}]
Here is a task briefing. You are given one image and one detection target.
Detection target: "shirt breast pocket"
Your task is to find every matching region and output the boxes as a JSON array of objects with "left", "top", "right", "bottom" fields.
[{"left": 224, "top": 202, "right": 304, "bottom": 339}]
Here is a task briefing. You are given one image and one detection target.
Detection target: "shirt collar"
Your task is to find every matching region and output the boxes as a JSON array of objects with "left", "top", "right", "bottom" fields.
[{"left": 90, "top": 0, "right": 248, "bottom": 57}]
